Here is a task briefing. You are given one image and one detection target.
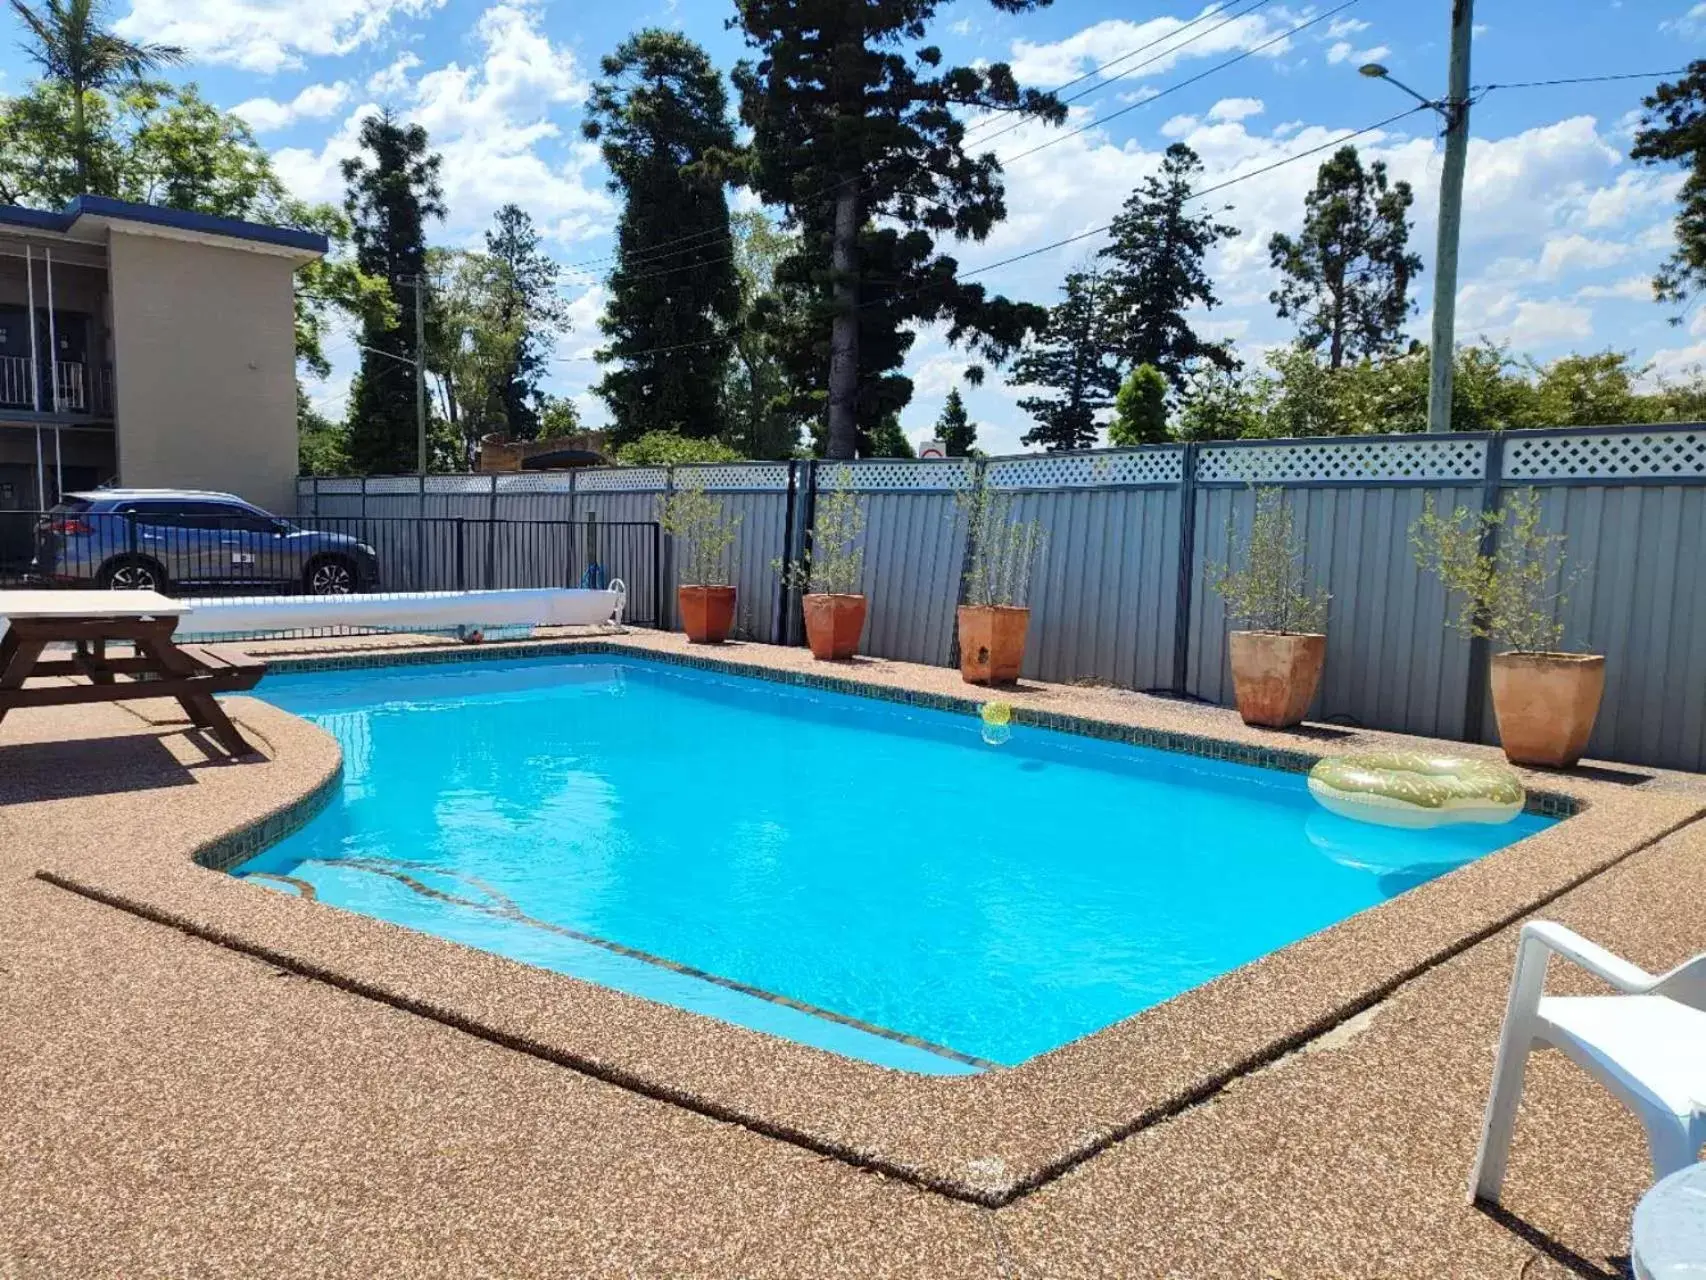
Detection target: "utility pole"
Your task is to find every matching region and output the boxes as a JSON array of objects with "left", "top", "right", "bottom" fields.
[
  {"left": 412, "top": 274, "right": 429, "bottom": 474},
  {"left": 1428, "top": 0, "right": 1474, "bottom": 433},
  {"left": 1359, "top": 0, "right": 1474, "bottom": 433}
]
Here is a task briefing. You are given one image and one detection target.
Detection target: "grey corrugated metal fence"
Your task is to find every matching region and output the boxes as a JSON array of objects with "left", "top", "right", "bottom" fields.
[{"left": 300, "top": 422, "right": 1706, "bottom": 771}]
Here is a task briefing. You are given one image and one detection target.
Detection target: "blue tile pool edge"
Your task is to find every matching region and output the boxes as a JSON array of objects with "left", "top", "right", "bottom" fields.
[{"left": 241, "top": 638, "right": 1583, "bottom": 821}]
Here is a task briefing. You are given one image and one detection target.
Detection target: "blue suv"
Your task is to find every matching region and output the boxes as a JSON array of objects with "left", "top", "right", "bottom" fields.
[{"left": 35, "top": 489, "right": 379, "bottom": 595}]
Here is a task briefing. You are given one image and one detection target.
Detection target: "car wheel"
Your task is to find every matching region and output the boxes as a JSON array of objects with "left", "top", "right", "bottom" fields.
[
  {"left": 305, "top": 556, "right": 356, "bottom": 595},
  {"left": 98, "top": 556, "right": 166, "bottom": 592}
]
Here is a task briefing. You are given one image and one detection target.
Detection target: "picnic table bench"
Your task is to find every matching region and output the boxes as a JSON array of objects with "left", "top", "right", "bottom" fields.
[{"left": 0, "top": 590, "right": 265, "bottom": 756}]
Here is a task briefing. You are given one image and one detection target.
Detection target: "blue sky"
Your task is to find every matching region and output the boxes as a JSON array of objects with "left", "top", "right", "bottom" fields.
[{"left": 3, "top": 0, "right": 1702, "bottom": 453}]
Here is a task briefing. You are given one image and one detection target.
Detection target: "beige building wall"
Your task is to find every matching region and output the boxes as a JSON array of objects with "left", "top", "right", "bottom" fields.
[{"left": 108, "top": 230, "right": 299, "bottom": 512}]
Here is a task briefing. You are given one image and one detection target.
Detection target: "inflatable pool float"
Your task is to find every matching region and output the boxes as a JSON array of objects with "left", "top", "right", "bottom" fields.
[{"left": 1307, "top": 752, "right": 1525, "bottom": 829}]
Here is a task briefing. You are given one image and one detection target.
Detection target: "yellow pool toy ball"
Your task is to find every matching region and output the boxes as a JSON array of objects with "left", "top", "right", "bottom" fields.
[{"left": 980, "top": 701, "right": 1013, "bottom": 727}]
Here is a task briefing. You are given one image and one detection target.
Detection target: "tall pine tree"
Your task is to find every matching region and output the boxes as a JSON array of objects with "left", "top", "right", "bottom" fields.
[
  {"left": 341, "top": 110, "right": 443, "bottom": 474},
  {"left": 1098, "top": 143, "right": 1238, "bottom": 394},
  {"left": 583, "top": 30, "right": 740, "bottom": 444},
  {"left": 732, "top": 0, "right": 1065, "bottom": 458},
  {"left": 1010, "top": 270, "right": 1121, "bottom": 451},
  {"left": 934, "top": 387, "right": 977, "bottom": 455},
  {"left": 484, "top": 204, "right": 567, "bottom": 440},
  {"left": 1268, "top": 145, "right": 1420, "bottom": 368}
]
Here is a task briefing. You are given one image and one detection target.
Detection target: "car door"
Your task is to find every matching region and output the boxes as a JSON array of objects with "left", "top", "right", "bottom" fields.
[
  {"left": 215, "top": 505, "right": 295, "bottom": 588},
  {"left": 115, "top": 500, "right": 202, "bottom": 584}
]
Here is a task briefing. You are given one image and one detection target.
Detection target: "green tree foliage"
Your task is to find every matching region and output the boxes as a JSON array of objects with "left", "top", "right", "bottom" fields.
[
  {"left": 934, "top": 388, "right": 977, "bottom": 456},
  {"left": 726, "top": 209, "right": 809, "bottom": 457},
  {"left": 297, "top": 385, "right": 350, "bottom": 476},
  {"left": 732, "top": 0, "right": 1065, "bottom": 457},
  {"left": 584, "top": 30, "right": 739, "bottom": 445},
  {"left": 1098, "top": 144, "right": 1238, "bottom": 393},
  {"left": 1010, "top": 270, "right": 1122, "bottom": 451},
  {"left": 615, "top": 431, "right": 743, "bottom": 465},
  {"left": 425, "top": 206, "right": 569, "bottom": 465},
  {"left": 1109, "top": 364, "right": 1170, "bottom": 446},
  {"left": 1268, "top": 145, "right": 1421, "bottom": 368},
  {"left": 7, "top": 0, "right": 182, "bottom": 191},
  {"left": 867, "top": 414, "right": 916, "bottom": 458},
  {"left": 1208, "top": 487, "right": 1329, "bottom": 634},
  {"left": 1175, "top": 365, "right": 1269, "bottom": 441},
  {"left": 1633, "top": 63, "right": 1706, "bottom": 315},
  {"left": 537, "top": 394, "right": 582, "bottom": 439},
  {"left": 483, "top": 204, "right": 567, "bottom": 441},
  {"left": 341, "top": 110, "right": 444, "bottom": 474},
  {"left": 1167, "top": 343, "right": 1706, "bottom": 439}
]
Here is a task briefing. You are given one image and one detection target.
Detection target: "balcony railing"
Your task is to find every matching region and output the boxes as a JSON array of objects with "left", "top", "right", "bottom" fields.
[{"left": 0, "top": 354, "right": 114, "bottom": 417}]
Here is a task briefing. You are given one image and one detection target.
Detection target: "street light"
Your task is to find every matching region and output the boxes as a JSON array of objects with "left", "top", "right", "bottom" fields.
[{"left": 1358, "top": 0, "right": 1475, "bottom": 435}]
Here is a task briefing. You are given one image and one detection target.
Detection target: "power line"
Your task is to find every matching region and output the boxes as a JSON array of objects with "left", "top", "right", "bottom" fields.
[
  {"left": 1477, "top": 69, "right": 1687, "bottom": 93},
  {"left": 552, "top": 103, "right": 1431, "bottom": 367},
  {"left": 942, "top": 104, "right": 1430, "bottom": 288},
  {"left": 966, "top": 0, "right": 1279, "bottom": 149},
  {"left": 553, "top": 0, "right": 1309, "bottom": 281},
  {"left": 999, "top": 0, "right": 1363, "bottom": 168}
]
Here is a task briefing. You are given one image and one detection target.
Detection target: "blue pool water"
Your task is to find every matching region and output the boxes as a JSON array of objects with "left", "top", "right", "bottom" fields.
[{"left": 237, "top": 655, "right": 1552, "bottom": 1074}]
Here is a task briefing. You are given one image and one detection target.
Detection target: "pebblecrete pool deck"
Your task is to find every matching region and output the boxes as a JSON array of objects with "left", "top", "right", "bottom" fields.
[{"left": 3, "top": 627, "right": 1705, "bottom": 1276}]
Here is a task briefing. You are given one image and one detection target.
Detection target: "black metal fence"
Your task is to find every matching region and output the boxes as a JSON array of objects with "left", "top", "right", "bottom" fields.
[{"left": 0, "top": 508, "right": 663, "bottom": 629}]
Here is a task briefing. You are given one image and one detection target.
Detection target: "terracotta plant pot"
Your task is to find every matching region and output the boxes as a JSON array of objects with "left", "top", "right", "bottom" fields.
[
  {"left": 678, "top": 584, "right": 736, "bottom": 644},
  {"left": 802, "top": 593, "right": 867, "bottom": 660},
  {"left": 1489, "top": 651, "right": 1605, "bottom": 768},
  {"left": 1227, "top": 630, "right": 1327, "bottom": 729},
  {"left": 958, "top": 604, "right": 1029, "bottom": 685}
]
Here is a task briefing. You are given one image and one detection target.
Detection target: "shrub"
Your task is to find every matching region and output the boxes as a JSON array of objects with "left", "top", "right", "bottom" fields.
[
  {"left": 658, "top": 475, "right": 741, "bottom": 586},
  {"left": 1208, "top": 486, "right": 1329, "bottom": 633},
  {"left": 1410, "top": 487, "right": 1579, "bottom": 654},
  {"left": 616, "top": 431, "right": 743, "bottom": 466},
  {"left": 957, "top": 484, "right": 1046, "bottom": 608},
  {"left": 775, "top": 465, "right": 865, "bottom": 595}
]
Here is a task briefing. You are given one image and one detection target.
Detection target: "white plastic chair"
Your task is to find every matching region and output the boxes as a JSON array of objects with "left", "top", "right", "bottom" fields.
[{"left": 1469, "top": 920, "right": 1706, "bottom": 1205}]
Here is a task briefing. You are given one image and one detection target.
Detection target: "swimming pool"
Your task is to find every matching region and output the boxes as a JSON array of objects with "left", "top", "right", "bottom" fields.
[{"left": 236, "top": 654, "right": 1551, "bottom": 1075}]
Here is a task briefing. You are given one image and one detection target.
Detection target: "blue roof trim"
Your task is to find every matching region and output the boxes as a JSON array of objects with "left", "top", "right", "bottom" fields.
[{"left": 0, "top": 194, "right": 327, "bottom": 254}]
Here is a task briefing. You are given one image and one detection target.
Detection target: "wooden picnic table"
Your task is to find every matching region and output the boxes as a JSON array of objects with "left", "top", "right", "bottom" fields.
[{"left": 0, "top": 590, "right": 266, "bottom": 756}]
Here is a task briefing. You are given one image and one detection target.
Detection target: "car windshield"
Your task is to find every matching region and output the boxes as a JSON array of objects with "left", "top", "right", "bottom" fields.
[{"left": 49, "top": 499, "right": 92, "bottom": 515}]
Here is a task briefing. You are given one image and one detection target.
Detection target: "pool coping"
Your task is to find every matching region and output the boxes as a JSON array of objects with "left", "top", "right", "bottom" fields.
[{"left": 34, "top": 633, "right": 1706, "bottom": 1207}]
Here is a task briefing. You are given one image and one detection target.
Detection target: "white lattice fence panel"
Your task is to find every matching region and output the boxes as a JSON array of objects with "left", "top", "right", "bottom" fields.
[
  {"left": 1198, "top": 436, "right": 1487, "bottom": 484},
  {"left": 494, "top": 472, "right": 575, "bottom": 492},
  {"left": 424, "top": 474, "right": 493, "bottom": 494},
  {"left": 832, "top": 460, "right": 975, "bottom": 491},
  {"left": 674, "top": 463, "right": 791, "bottom": 491},
  {"left": 577, "top": 467, "right": 668, "bottom": 491},
  {"left": 1503, "top": 429, "right": 1706, "bottom": 481},
  {"left": 986, "top": 449, "right": 1184, "bottom": 489},
  {"left": 314, "top": 478, "right": 363, "bottom": 495},
  {"left": 362, "top": 475, "right": 423, "bottom": 495}
]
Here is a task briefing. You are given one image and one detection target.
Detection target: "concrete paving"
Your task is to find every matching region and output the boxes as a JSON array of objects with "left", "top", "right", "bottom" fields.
[{"left": 1, "top": 648, "right": 1702, "bottom": 1276}]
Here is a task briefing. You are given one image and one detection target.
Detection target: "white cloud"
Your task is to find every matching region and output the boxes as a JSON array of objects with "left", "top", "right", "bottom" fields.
[
  {"left": 1325, "top": 16, "right": 1371, "bottom": 38},
  {"left": 367, "top": 53, "right": 421, "bottom": 97},
  {"left": 232, "top": 82, "right": 351, "bottom": 133},
  {"left": 1207, "top": 97, "right": 1264, "bottom": 123},
  {"left": 1507, "top": 299, "right": 1594, "bottom": 347},
  {"left": 1160, "top": 113, "right": 1199, "bottom": 138},
  {"left": 272, "top": 3, "right": 611, "bottom": 242},
  {"left": 1582, "top": 169, "right": 1684, "bottom": 228},
  {"left": 1008, "top": 9, "right": 1297, "bottom": 87},
  {"left": 1326, "top": 41, "right": 1389, "bottom": 66},
  {"left": 1537, "top": 233, "right": 1632, "bottom": 279},
  {"left": 1660, "top": 3, "right": 1706, "bottom": 38},
  {"left": 1575, "top": 275, "right": 1654, "bottom": 302},
  {"left": 116, "top": 0, "right": 445, "bottom": 74}
]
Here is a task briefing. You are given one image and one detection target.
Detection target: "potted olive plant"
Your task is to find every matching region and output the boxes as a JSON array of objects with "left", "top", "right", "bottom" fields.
[
  {"left": 1411, "top": 488, "right": 1601, "bottom": 768},
  {"left": 955, "top": 485, "right": 1046, "bottom": 685},
  {"left": 776, "top": 466, "right": 867, "bottom": 659},
  {"left": 658, "top": 476, "right": 741, "bottom": 644},
  {"left": 1209, "top": 487, "right": 1330, "bottom": 728}
]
